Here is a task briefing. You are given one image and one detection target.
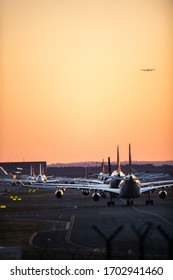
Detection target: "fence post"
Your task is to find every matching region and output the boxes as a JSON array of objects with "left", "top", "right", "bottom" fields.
[
  {"left": 131, "top": 222, "right": 153, "bottom": 259},
  {"left": 93, "top": 225, "right": 123, "bottom": 259}
]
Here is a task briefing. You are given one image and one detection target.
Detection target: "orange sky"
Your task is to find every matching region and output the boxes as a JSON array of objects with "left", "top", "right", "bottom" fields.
[{"left": 1, "top": 0, "right": 173, "bottom": 164}]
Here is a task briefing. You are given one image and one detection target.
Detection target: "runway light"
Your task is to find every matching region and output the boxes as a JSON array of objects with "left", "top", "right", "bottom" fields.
[{"left": 17, "top": 198, "right": 22, "bottom": 201}]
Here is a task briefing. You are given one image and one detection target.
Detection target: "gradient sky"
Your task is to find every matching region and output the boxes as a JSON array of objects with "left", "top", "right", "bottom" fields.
[{"left": 1, "top": 0, "right": 173, "bottom": 164}]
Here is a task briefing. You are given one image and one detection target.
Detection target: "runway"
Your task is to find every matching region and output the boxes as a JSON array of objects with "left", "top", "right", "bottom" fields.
[{"left": 0, "top": 187, "right": 173, "bottom": 259}]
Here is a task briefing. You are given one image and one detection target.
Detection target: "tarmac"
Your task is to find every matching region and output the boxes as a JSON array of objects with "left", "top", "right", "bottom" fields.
[{"left": 0, "top": 186, "right": 173, "bottom": 259}]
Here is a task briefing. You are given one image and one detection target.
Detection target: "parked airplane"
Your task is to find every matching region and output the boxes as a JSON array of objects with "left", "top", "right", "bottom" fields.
[
  {"left": 26, "top": 144, "right": 173, "bottom": 206},
  {"left": 92, "top": 145, "right": 168, "bottom": 187},
  {"left": 105, "top": 146, "right": 125, "bottom": 189},
  {"left": 0, "top": 164, "right": 64, "bottom": 185}
]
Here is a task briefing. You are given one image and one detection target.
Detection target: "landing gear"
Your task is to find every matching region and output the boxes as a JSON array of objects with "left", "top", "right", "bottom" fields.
[
  {"left": 145, "top": 192, "right": 153, "bottom": 205},
  {"left": 146, "top": 199, "right": 153, "bottom": 205},
  {"left": 107, "top": 200, "right": 115, "bottom": 206},
  {"left": 100, "top": 191, "right": 106, "bottom": 198},
  {"left": 107, "top": 193, "right": 115, "bottom": 206},
  {"left": 126, "top": 200, "right": 134, "bottom": 206}
]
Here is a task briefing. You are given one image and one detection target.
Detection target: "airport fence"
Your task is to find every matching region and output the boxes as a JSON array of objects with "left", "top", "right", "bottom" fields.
[{"left": 31, "top": 222, "right": 173, "bottom": 260}]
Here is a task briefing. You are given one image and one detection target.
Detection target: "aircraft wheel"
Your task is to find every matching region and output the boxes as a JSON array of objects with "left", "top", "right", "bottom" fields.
[
  {"left": 131, "top": 201, "right": 133, "bottom": 206},
  {"left": 127, "top": 201, "right": 130, "bottom": 206},
  {"left": 150, "top": 199, "right": 153, "bottom": 205},
  {"left": 146, "top": 200, "right": 149, "bottom": 205},
  {"left": 102, "top": 193, "right": 106, "bottom": 198},
  {"left": 107, "top": 201, "right": 114, "bottom": 206}
]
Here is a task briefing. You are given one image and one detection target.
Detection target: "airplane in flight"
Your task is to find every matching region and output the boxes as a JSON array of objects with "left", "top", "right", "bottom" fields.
[
  {"left": 141, "top": 68, "right": 155, "bottom": 71},
  {"left": 26, "top": 144, "right": 173, "bottom": 206}
]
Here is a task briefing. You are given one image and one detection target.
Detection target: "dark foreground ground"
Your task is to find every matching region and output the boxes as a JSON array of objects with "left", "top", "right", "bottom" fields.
[{"left": 0, "top": 187, "right": 173, "bottom": 259}]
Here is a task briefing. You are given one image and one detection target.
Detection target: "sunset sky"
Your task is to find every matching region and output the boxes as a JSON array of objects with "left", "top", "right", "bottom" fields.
[{"left": 1, "top": 0, "right": 173, "bottom": 164}]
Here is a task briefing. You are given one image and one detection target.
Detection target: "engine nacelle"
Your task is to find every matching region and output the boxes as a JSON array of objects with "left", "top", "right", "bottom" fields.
[
  {"left": 92, "top": 192, "right": 101, "bottom": 201},
  {"left": 82, "top": 189, "right": 90, "bottom": 196},
  {"left": 55, "top": 189, "right": 64, "bottom": 199},
  {"left": 159, "top": 190, "right": 167, "bottom": 199}
]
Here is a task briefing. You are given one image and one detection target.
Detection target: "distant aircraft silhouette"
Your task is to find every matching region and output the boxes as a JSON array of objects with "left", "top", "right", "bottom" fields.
[{"left": 142, "top": 69, "right": 155, "bottom": 71}]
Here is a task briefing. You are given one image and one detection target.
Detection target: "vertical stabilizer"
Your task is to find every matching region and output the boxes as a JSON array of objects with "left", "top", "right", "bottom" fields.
[
  {"left": 129, "top": 143, "right": 132, "bottom": 175},
  {"left": 32, "top": 167, "right": 35, "bottom": 177},
  {"left": 39, "top": 164, "right": 42, "bottom": 175},
  {"left": 30, "top": 165, "right": 32, "bottom": 176},
  {"left": 101, "top": 159, "right": 105, "bottom": 174},
  {"left": 85, "top": 166, "right": 88, "bottom": 178},
  {"left": 41, "top": 165, "right": 44, "bottom": 176},
  {"left": 117, "top": 145, "right": 121, "bottom": 173},
  {"left": 30, "top": 165, "right": 35, "bottom": 177},
  {"left": 108, "top": 157, "right": 111, "bottom": 175}
]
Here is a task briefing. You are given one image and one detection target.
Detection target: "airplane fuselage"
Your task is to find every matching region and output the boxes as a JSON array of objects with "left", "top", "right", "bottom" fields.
[
  {"left": 119, "top": 176, "right": 141, "bottom": 198},
  {"left": 110, "top": 179, "right": 121, "bottom": 189}
]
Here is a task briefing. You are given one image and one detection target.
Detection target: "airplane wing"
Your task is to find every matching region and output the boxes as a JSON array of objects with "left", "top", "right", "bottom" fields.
[
  {"left": 92, "top": 172, "right": 169, "bottom": 181},
  {"left": 0, "top": 178, "right": 29, "bottom": 186},
  {"left": 140, "top": 183, "right": 173, "bottom": 194},
  {"left": 53, "top": 181, "right": 173, "bottom": 197},
  {"left": 25, "top": 177, "right": 173, "bottom": 199},
  {"left": 141, "top": 179, "right": 173, "bottom": 187},
  {"left": 74, "top": 178, "right": 104, "bottom": 184},
  {"left": 25, "top": 182, "right": 121, "bottom": 195}
]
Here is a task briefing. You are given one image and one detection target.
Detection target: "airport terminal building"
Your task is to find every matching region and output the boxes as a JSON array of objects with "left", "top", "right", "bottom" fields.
[{"left": 0, "top": 161, "right": 47, "bottom": 177}]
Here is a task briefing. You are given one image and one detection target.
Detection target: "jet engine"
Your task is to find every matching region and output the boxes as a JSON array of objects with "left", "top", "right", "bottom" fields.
[
  {"left": 82, "top": 189, "right": 90, "bottom": 196},
  {"left": 159, "top": 190, "right": 167, "bottom": 199},
  {"left": 92, "top": 192, "right": 101, "bottom": 201},
  {"left": 55, "top": 189, "right": 64, "bottom": 199}
]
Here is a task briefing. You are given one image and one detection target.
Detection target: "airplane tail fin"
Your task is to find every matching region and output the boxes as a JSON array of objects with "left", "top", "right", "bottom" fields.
[
  {"left": 117, "top": 145, "right": 121, "bottom": 173},
  {"left": 0, "top": 166, "right": 8, "bottom": 176},
  {"left": 39, "top": 164, "right": 42, "bottom": 175},
  {"left": 41, "top": 165, "right": 44, "bottom": 176},
  {"left": 30, "top": 165, "right": 35, "bottom": 177},
  {"left": 85, "top": 166, "right": 88, "bottom": 178},
  {"left": 101, "top": 159, "right": 105, "bottom": 174},
  {"left": 129, "top": 143, "right": 132, "bottom": 175},
  {"left": 108, "top": 157, "right": 111, "bottom": 175}
]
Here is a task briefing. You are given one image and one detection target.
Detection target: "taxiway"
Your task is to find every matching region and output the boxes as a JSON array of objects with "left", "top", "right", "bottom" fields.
[{"left": 0, "top": 187, "right": 173, "bottom": 259}]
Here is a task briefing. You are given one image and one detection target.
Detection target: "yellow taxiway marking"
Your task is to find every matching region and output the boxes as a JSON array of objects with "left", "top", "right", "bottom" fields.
[
  {"left": 0, "top": 205, "right": 7, "bottom": 208},
  {"left": 9, "top": 195, "right": 22, "bottom": 201},
  {"left": 28, "top": 189, "right": 36, "bottom": 193}
]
